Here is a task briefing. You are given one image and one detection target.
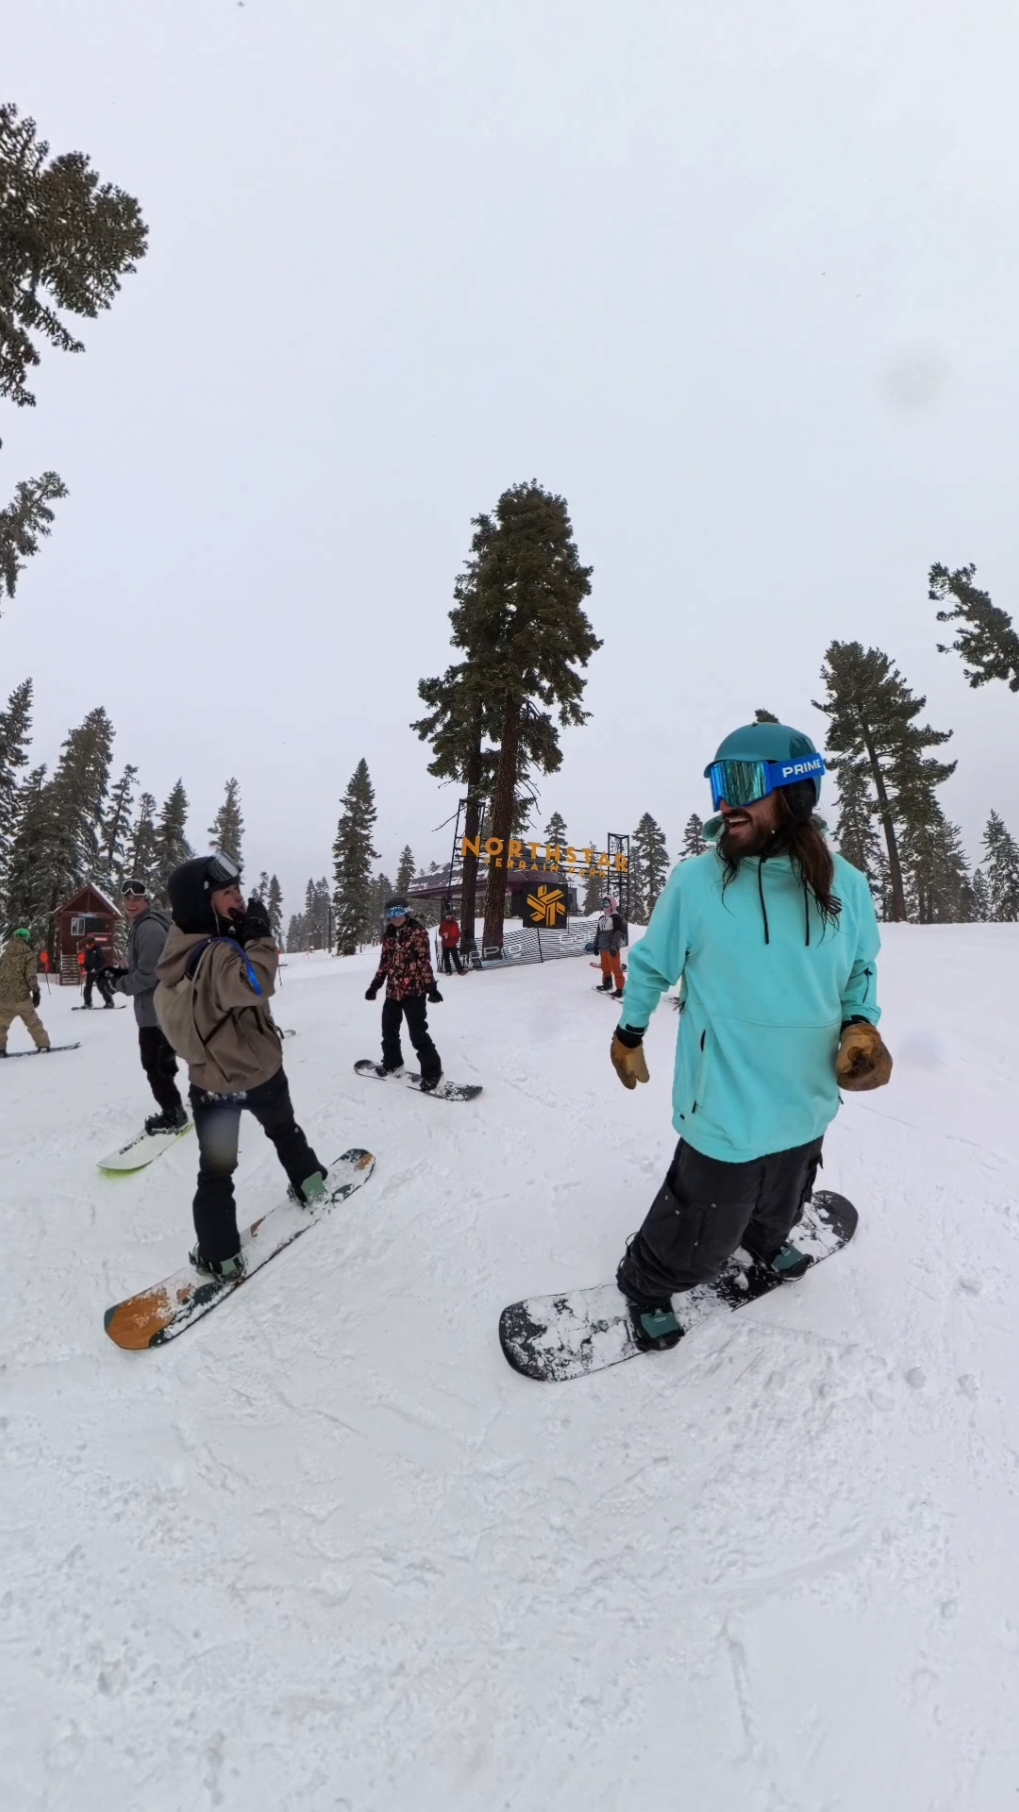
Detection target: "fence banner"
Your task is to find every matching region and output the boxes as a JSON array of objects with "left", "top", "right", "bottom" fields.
[{"left": 480, "top": 918, "right": 597, "bottom": 968}]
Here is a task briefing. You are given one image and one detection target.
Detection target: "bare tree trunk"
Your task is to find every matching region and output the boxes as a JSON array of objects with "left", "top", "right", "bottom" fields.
[
  {"left": 860, "top": 726, "right": 907, "bottom": 921},
  {"left": 482, "top": 699, "right": 521, "bottom": 952},
  {"left": 459, "top": 737, "right": 483, "bottom": 955}
]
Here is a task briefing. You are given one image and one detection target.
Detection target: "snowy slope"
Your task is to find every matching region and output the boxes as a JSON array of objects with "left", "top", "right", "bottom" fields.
[{"left": 3, "top": 928, "right": 1019, "bottom": 1811}]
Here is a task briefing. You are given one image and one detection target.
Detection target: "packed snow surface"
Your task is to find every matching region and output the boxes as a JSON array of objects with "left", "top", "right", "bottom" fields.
[{"left": 3, "top": 926, "right": 1019, "bottom": 1810}]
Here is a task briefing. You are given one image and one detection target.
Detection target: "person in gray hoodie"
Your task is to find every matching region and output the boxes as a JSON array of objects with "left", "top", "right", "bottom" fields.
[{"left": 112, "top": 879, "right": 188, "bottom": 1134}]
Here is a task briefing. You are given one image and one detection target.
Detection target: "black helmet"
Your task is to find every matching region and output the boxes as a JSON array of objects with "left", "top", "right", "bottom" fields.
[{"left": 167, "top": 853, "right": 241, "bottom": 934}]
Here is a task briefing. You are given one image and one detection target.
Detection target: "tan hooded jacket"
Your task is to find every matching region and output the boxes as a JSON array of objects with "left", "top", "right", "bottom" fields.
[
  {"left": 154, "top": 927, "right": 283, "bottom": 1094},
  {"left": 0, "top": 938, "right": 39, "bottom": 1004}
]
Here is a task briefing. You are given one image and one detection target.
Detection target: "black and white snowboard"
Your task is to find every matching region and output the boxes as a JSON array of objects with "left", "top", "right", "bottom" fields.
[
  {"left": 1, "top": 1042, "right": 80, "bottom": 1059},
  {"left": 104, "top": 1148, "right": 375, "bottom": 1349},
  {"left": 499, "top": 1192, "right": 858, "bottom": 1382},
  {"left": 98, "top": 1122, "right": 192, "bottom": 1174},
  {"left": 73, "top": 1002, "right": 127, "bottom": 1010},
  {"left": 354, "top": 1059, "right": 482, "bottom": 1102}
]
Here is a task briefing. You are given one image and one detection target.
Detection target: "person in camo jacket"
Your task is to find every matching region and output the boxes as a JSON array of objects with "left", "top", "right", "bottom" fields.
[
  {"left": 0, "top": 928, "right": 51, "bottom": 1055},
  {"left": 365, "top": 897, "right": 443, "bottom": 1089}
]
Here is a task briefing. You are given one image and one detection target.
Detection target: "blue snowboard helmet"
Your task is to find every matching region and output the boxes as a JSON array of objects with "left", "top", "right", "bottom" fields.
[{"left": 705, "top": 723, "right": 825, "bottom": 815}]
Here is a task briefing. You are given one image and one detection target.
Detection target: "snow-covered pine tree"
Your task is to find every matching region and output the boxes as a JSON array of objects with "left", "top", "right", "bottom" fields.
[
  {"left": 101, "top": 763, "right": 137, "bottom": 890},
  {"left": 832, "top": 760, "right": 881, "bottom": 885},
  {"left": 971, "top": 868, "right": 990, "bottom": 920},
  {"left": 5, "top": 707, "right": 113, "bottom": 957},
  {"left": 930, "top": 563, "right": 1019, "bottom": 693},
  {"left": 582, "top": 846, "right": 606, "bottom": 916},
  {"left": 372, "top": 872, "right": 393, "bottom": 939},
  {"left": 632, "top": 813, "right": 669, "bottom": 915},
  {"left": 0, "top": 678, "right": 33, "bottom": 897},
  {"left": 268, "top": 876, "right": 283, "bottom": 944},
  {"left": 286, "top": 912, "right": 305, "bottom": 952},
  {"left": 333, "top": 760, "right": 379, "bottom": 954},
  {"left": 544, "top": 810, "right": 567, "bottom": 849},
  {"left": 395, "top": 846, "right": 416, "bottom": 898},
  {"left": 152, "top": 781, "right": 190, "bottom": 903},
  {"left": 627, "top": 837, "right": 648, "bottom": 926},
  {"left": 679, "top": 813, "right": 706, "bottom": 859},
  {"left": 124, "top": 792, "right": 158, "bottom": 893},
  {"left": 901, "top": 802, "right": 972, "bottom": 923},
  {"left": 982, "top": 811, "right": 1019, "bottom": 921},
  {"left": 208, "top": 778, "right": 243, "bottom": 868},
  {"left": 3, "top": 765, "right": 52, "bottom": 936}
]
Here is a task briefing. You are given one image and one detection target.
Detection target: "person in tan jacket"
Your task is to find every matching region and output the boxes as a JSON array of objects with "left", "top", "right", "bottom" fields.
[
  {"left": 155, "top": 853, "right": 327, "bottom": 1280},
  {"left": 0, "top": 929, "right": 51, "bottom": 1055}
]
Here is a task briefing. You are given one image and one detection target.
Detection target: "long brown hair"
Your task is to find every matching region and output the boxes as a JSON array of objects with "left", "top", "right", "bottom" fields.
[{"left": 720, "top": 789, "right": 842, "bottom": 934}]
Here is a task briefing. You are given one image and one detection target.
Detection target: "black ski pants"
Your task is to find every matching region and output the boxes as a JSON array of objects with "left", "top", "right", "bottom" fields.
[
  {"left": 381, "top": 995, "right": 441, "bottom": 1082},
  {"left": 189, "top": 1067, "right": 324, "bottom": 1263},
  {"left": 440, "top": 946, "right": 464, "bottom": 975},
  {"left": 84, "top": 969, "right": 115, "bottom": 1008},
  {"left": 138, "top": 1025, "right": 184, "bottom": 1115},
  {"left": 620, "top": 1135, "right": 824, "bottom": 1299}
]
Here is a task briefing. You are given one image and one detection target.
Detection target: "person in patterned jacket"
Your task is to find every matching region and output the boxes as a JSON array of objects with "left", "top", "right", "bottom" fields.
[{"left": 365, "top": 898, "right": 443, "bottom": 1090}]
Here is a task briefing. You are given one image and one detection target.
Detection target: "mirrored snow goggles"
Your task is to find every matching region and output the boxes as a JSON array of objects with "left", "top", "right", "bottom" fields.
[
  {"left": 707, "top": 753, "right": 825, "bottom": 812},
  {"left": 384, "top": 903, "right": 409, "bottom": 920},
  {"left": 121, "top": 878, "right": 148, "bottom": 898},
  {"left": 207, "top": 849, "right": 242, "bottom": 888}
]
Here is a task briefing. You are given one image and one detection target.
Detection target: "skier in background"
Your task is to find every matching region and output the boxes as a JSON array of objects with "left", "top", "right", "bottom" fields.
[
  {"left": 0, "top": 928, "right": 51, "bottom": 1055},
  {"left": 593, "top": 895, "right": 627, "bottom": 998},
  {"left": 112, "top": 879, "right": 189, "bottom": 1134},
  {"left": 365, "top": 898, "right": 443, "bottom": 1089},
  {"left": 610, "top": 722, "right": 892, "bottom": 1351},
  {"left": 438, "top": 905, "right": 465, "bottom": 975},
  {"left": 155, "top": 852, "right": 329, "bottom": 1281},
  {"left": 82, "top": 936, "right": 116, "bottom": 1009}
]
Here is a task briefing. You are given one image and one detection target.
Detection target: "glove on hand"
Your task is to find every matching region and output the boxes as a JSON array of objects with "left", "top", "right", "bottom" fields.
[
  {"left": 231, "top": 896, "right": 272, "bottom": 945},
  {"left": 365, "top": 982, "right": 380, "bottom": 1001},
  {"left": 427, "top": 986, "right": 443, "bottom": 1004},
  {"left": 611, "top": 1030, "right": 650, "bottom": 1090},
  {"left": 30, "top": 987, "right": 40, "bottom": 1007},
  {"left": 836, "top": 1020, "right": 892, "bottom": 1092}
]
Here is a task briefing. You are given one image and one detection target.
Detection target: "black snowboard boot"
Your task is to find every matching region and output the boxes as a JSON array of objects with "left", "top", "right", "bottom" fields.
[
  {"left": 616, "top": 1246, "right": 684, "bottom": 1351},
  {"left": 751, "top": 1241, "right": 811, "bottom": 1280},
  {"left": 190, "top": 1245, "right": 245, "bottom": 1281},
  {"left": 145, "top": 1103, "right": 189, "bottom": 1136},
  {"left": 418, "top": 1072, "right": 442, "bottom": 1094}
]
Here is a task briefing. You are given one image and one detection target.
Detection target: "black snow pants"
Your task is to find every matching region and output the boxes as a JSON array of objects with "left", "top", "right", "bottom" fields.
[
  {"left": 440, "top": 946, "right": 464, "bottom": 975},
  {"left": 138, "top": 1025, "right": 184, "bottom": 1114},
  {"left": 189, "top": 1067, "right": 324, "bottom": 1263},
  {"left": 381, "top": 995, "right": 441, "bottom": 1083},
  {"left": 618, "top": 1135, "right": 824, "bottom": 1300}
]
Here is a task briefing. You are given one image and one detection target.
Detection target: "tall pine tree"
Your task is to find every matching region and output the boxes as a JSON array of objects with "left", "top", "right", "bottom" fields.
[
  {"left": 152, "top": 781, "right": 190, "bottom": 902},
  {"left": 982, "top": 812, "right": 1019, "bottom": 921},
  {"left": 124, "top": 791, "right": 158, "bottom": 894},
  {"left": 930, "top": 563, "right": 1019, "bottom": 693},
  {"left": 208, "top": 778, "right": 243, "bottom": 868},
  {"left": 395, "top": 846, "right": 416, "bottom": 899},
  {"left": 832, "top": 759, "right": 881, "bottom": 887},
  {"left": 680, "top": 814, "right": 706, "bottom": 859},
  {"left": 101, "top": 762, "right": 137, "bottom": 889},
  {"left": 814, "top": 642, "right": 954, "bottom": 921},
  {"left": 267, "top": 875, "right": 283, "bottom": 945},
  {"left": 332, "top": 760, "right": 379, "bottom": 954},
  {"left": 0, "top": 678, "right": 33, "bottom": 894},
  {"left": 631, "top": 814, "right": 670, "bottom": 916},
  {"left": 5, "top": 707, "right": 113, "bottom": 955}
]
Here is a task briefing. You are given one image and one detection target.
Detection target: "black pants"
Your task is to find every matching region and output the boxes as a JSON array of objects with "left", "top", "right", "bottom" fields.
[
  {"left": 619, "top": 1136, "right": 824, "bottom": 1299},
  {"left": 138, "top": 1025, "right": 184, "bottom": 1114},
  {"left": 381, "top": 995, "right": 441, "bottom": 1082},
  {"left": 84, "top": 971, "right": 115, "bottom": 1008},
  {"left": 440, "top": 947, "right": 464, "bottom": 975},
  {"left": 190, "top": 1067, "right": 324, "bottom": 1263}
]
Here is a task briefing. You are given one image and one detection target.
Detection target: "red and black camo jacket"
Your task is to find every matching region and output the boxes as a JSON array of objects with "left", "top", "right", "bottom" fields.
[{"left": 372, "top": 918, "right": 435, "bottom": 1002}]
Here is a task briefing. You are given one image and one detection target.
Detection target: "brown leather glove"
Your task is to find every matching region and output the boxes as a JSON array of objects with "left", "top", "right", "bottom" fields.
[
  {"left": 611, "top": 1032, "right": 650, "bottom": 1090},
  {"left": 836, "top": 1020, "right": 892, "bottom": 1091}
]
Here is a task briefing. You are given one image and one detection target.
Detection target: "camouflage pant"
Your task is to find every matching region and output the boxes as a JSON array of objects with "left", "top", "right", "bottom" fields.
[{"left": 0, "top": 998, "right": 50, "bottom": 1052}]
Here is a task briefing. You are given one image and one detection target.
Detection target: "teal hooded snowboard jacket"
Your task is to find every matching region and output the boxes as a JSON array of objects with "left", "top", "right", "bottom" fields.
[{"left": 620, "top": 844, "right": 881, "bottom": 1163}]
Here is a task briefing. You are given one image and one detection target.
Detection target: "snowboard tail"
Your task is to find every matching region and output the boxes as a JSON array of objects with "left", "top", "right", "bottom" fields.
[
  {"left": 98, "top": 1123, "right": 192, "bottom": 1174},
  {"left": 499, "top": 1192, "right": 858, "bottom": 1383},
  {"left": 104, "top": 1148, "right": 375, "bottom": 1350}
]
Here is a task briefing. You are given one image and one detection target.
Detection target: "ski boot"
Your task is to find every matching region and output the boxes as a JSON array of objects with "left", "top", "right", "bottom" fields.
[
  {"left": 145, "top": 1104, "right": 189, "bottom": 1136},
  {"left": 190, "top": 1245, "right": 245, "bottom": 1282},
  {"left": 615, "top": 1247, "right": 684, "bottom": 1351}
]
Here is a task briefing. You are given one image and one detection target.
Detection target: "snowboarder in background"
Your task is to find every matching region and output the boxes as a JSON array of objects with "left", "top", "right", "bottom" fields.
[
  {"left": 594, "top": 895, "right": 627, "bottom": 998},
  {"left": 365, "top": 897, "right": 443, "bottom": 1089},
  {"left": 0, "top": 928, "right": 51, "bottom": 1055},
  {"left": 610, "top": 722, "right": 892, "bottom": 1351},
  {"left": 112, "top": 880, "right": 189, "bottom": 1134},
  {"left": 82, "top": 936, "right": 116, "bottom": 1009},
  {"left": 438, "top": 905, "right": 465, "bottom": 975},
  {"left": 155, "top": 852, "right": 329, "bottom": 1281}
]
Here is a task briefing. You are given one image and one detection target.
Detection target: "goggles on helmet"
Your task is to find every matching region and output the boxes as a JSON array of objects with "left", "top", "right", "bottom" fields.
[
  {"left": 385, "top": 903, "right": 409, "bottom": 920},
  {"left": 121, "top": 878, "right": 148, "bottom": 898},
  {"left": 207, "top": 849, "right": 242, "bottom": 888},
  {"left": 707, "top": 752, "right": 826, "bottom": 812}
]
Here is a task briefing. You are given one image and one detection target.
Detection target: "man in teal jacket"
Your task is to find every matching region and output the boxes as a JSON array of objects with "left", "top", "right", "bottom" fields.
[{"left": 611, "top": 722, "right": 892, "bottom": 1350}]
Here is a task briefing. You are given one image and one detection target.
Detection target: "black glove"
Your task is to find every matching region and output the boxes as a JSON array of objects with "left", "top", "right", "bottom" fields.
[
  {"left": 365, "top": 981, "right": 380, "bottom": 1001},
  {"left": 231, "top": 897, "right": 272, "bottom": 946},
  {"left": 31, "top": 987, "right": 40, "bottom": 1008},
  {"left": 427, "top": 986, "right": 443, "bottom": 1004},
  {"left": 108, "top": 966, "right": 129, "bottom": 979}
]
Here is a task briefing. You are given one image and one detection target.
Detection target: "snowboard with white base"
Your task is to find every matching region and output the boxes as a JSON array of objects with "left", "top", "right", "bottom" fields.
[
  {"left": 499, "top": 1191, "right": 857, "bottom": 1382},
  {"left": 98, "top": 1122, "right": 192, "bottom": 1174},
  {"left": 354, "top": 1059, "right": 482, "bottom": 1102},
  {"left": 104, "top": 1148, "right": 375, "bottom": 1349}
]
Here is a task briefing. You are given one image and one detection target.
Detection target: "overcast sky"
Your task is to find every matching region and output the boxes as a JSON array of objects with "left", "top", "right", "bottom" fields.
[{"left": 5, "top": 0, "right": 1019, "bottom": 919}]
